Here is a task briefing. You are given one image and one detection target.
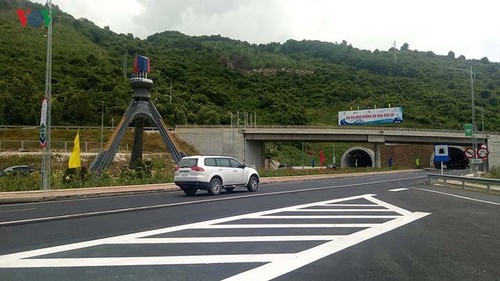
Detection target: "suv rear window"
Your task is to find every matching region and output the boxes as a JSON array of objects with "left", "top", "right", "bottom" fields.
[{"left": 178, "top": 158, "right": 198, "bottom": 168}]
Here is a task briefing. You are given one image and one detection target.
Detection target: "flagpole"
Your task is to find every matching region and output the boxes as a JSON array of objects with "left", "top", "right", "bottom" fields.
[{"left": 41, "top": 0, "right": 53, "bottom": 190}]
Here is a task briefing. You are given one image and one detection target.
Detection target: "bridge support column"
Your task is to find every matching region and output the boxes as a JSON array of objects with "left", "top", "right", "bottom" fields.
[
  {"left": 487, "top": 135, "right": 500, "bottom": 170},
  {"left": 244, "top": 140, "right": 265, "bottom": 169},
  {"left": 374, "top": 143, "right": 381, "bottom": 168}
]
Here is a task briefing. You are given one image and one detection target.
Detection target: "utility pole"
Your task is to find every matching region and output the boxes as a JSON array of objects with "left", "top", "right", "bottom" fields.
[
  {"left": 469, "top": 65, "right": 478, "bottom": 177},
  {"left": 41, "top": 0, "right": 53, "bottom": 190},
  {"left": 449, "top": 66, "right": 478, "bottom": 176}
]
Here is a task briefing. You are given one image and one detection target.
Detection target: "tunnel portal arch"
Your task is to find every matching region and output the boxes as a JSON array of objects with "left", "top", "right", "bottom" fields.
[{"left": 341, "top": 146, "right": 374, "bottom": 168}]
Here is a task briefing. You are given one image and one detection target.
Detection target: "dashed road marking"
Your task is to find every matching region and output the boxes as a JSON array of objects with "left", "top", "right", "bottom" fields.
[{"left": 389, "top": 187, "right": 410, "bottom": 192}]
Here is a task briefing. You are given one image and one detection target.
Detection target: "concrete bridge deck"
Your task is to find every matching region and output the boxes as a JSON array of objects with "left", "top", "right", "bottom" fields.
[{"left": 175, "top": 125, "right": 500, "bottom": 170}]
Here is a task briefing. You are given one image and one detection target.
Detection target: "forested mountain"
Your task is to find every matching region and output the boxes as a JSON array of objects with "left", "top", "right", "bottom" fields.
[{"left": 1, "top": 0, "right": 500, "bottom": 131}]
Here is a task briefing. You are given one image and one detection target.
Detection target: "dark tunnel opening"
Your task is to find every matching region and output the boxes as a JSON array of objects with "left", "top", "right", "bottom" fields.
[
  {"left": 434, "top": 146, "right": 469, "bottom": 169},
  {"left": 345, "top": 150, "right": 373, "bottom": 167}
]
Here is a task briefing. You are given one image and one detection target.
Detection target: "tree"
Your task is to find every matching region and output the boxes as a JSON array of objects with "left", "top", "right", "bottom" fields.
[
  {"left": 174, "top": 108, "right": 188, "bottom": 125},
  {"left": 59, "top": 90, "right": 97, "bottom": 125},
  {"left": 2, "top": 3, "right": 500, "bottom": 132},
  {"left": 4, "top": 74, "right": 41, "bottom": 124}
]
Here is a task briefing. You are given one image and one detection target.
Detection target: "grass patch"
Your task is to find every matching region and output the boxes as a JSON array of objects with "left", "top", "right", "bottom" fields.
[
  {"left": 483, "top": 166, "right": 500, "bottom": 179},
  {"left": 0, "top": 127, "right": 197, "bottom": 192},
  {"left": 0, "top": 154, "right": 176, "bottom": 192}
]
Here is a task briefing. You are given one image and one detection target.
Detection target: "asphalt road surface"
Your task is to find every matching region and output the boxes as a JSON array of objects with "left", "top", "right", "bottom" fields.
[{"left": 1, "top": 170, "right": 499, "bottom": 281}]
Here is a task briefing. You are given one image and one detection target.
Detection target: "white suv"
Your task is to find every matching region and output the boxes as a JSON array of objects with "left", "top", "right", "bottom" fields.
[{"left": 174, "top": 156, "right": 260, "bottom": 196}]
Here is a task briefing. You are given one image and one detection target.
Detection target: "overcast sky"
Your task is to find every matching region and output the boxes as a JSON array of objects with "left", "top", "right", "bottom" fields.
[{"left": 33, "top": 0, "right": 500, "bottom": 62}]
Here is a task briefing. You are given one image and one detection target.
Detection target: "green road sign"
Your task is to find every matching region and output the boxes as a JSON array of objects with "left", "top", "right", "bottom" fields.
[{"left": 464, "top": 123, "right": 473, "bottom": 137}]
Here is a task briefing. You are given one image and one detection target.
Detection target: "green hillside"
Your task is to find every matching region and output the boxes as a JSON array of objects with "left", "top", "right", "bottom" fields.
[{"left": 1, "top": 0, "right": 499, "bottom": 131}]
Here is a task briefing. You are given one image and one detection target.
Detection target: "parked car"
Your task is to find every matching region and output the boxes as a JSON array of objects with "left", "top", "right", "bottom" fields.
[
  {"left": 326, "top": 163, "right": 337, "bottom": 169},
  {"left": 174, "top": 155, "right": 260, "bottom": 196},
  {"left": 278, "top": 163, "right": 290, "bottom": 169},
  {"left": 0, "top": 165, "right": 35, "bottom": 176}
]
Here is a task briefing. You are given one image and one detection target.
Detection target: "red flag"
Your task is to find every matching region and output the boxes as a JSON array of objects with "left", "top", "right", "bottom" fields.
[{"left": 319, "top": 150, "right": 326, "bottom": 166}]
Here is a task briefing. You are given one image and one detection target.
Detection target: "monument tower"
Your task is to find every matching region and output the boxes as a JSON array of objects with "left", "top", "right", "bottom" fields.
[{"left": 90, "top": 55, "right": 184, "bottom": 173}]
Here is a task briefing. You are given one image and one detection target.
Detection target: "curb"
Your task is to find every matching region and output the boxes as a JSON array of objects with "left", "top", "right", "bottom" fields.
[{"left": 0, "top": 184, "right": 180, "bottom": 204}]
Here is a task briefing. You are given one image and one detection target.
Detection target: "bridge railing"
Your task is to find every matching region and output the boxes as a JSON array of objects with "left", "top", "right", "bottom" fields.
[
  {"left": 175, "top": 125, "right": 496, "bottom": 136},
  {"left": 175, "top": 124, "right": 463, "bottom": 132},
  {"left": 427, "top": 173, "right": 500, "bottom": 192},
  {"left": 1, "top": 125, "right": 498, "bottom": 136}
]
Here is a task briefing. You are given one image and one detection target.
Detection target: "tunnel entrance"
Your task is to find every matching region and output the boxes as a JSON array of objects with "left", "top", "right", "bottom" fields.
[
  {"left": 434, "top": 146, "right": 469, "bottom": 169},
  {"left": 342, "top": 147, "right": 374, "bottom": 168}
]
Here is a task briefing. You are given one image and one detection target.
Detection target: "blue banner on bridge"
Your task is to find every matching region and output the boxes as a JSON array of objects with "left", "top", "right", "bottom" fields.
[{"left": 339, "top": 107, "right": 403, "bottom": 125}]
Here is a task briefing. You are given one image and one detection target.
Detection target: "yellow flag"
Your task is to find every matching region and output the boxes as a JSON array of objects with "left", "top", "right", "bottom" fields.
[{"left": 68, "top": 131, "right": 81, "bottom": 169}]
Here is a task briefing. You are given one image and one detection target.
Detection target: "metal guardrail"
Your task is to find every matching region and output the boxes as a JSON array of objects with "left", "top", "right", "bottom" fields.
[{"left": 427, "top": 173, "right": 500, "bottom": 192}]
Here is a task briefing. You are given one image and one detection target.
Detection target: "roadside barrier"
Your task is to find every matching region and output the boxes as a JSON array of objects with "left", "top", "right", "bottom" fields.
[{"left": 427, "top": 173, "right": 500, "bottom": 192}]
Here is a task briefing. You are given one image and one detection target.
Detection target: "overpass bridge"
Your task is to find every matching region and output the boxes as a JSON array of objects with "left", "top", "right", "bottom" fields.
[{"left": 175, "top": 125, "right": 500, "bottom": 170}]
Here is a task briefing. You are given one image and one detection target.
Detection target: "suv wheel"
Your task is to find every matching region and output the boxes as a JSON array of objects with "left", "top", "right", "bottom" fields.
[
  {"left": 208, "top": 178, "right": 222, "bottom": 195},
  {"left": 246, "top": 175, "right": 259, "bottom": 192},
  {"left": 182, "top": 188, "right": 197, "bottom": 196}
]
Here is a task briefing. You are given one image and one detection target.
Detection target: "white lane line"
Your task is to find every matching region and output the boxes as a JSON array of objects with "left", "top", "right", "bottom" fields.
[
  {"left": 388, "top": 188, "right": 410, "bottom": 192},
  {"left": 3, "top": 254, "right": 288, "bottom": 268},
  {"left": 255, "top": 215, "right": 400, "bottom": 219},
  {"left": 0, "top": 192, "right": 430, "bottom": 279},
  {"left": 413, "top": 187, "right": 500, "bottom": 206},
  {"left": 198, "top": 224, "right": 377, "bottom": 229},
  {"left": 3, "top": 208, "right": 396, "bottom": 226},
  {"left": 363, "top": 195, "right": 412, "bottom": 216},
  {"left": 325, "top": 204, "right": 382, "bottom": 207},
  {"left": 288, "top": 209, "right": 397, "bottom": 212},
  {"left": 222, "top": 211, "right": 430, "bottom": 281},
  {"left": 0, "top": 194, "right": 376, "bottom": 263},
  {"left": 111, "top": 236, "right": 341, "bottom": 244},
  {"left": 6, "top": 174, "right": 427, "bottom": 208},
  {"left": 0, "top": 174, "right": 426, "bottom": 226}
]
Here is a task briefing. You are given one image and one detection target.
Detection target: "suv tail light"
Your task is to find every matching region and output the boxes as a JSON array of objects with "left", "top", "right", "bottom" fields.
[
  {"left": 191, "top": 166, "right": 204, "bottom": 171},
  {"left": 174, "top": 166, "right": 180, "bottom": 171}
]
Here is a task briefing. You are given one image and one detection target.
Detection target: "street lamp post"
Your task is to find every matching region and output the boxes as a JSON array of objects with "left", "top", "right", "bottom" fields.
[
  {"left": 474, "top": 106, "right": 486, "bottom": 172},
  {"left": 449, "top": 66, "right": 478, "bottom": 176}
]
